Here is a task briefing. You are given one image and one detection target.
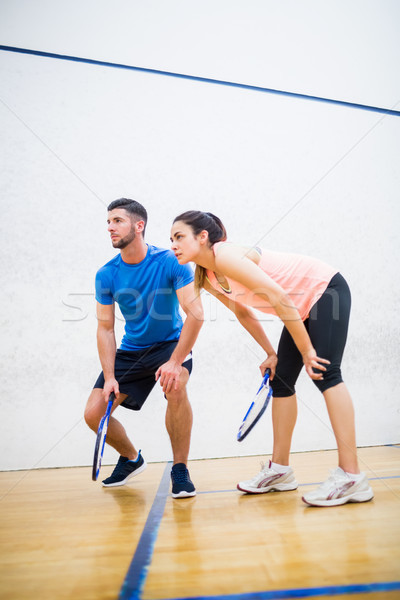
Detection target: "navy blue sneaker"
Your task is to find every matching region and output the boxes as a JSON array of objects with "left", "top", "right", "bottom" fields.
[
  {"left": 102, "top": 451, "right": 147, "bottom": 487},
  {"left": 171, "top": 463, "right": 196, "bottom": 498}
]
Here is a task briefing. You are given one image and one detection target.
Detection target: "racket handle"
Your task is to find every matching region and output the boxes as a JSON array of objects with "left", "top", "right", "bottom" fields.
[
  {"left": 262, "top": 368, "right": 271, "bottom": 384},
  {"left": 109, "top": 392, "right": 116, "bottom": 403}
]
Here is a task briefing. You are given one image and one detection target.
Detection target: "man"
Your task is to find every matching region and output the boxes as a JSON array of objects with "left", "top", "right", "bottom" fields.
[{"left": 84, "top": 198, "right": 203, "bottom": 498}]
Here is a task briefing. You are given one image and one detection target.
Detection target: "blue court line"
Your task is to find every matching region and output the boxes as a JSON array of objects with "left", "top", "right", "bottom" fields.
[
  {"left": 300, "top": 475, "right": 400, "bottom": 486},
  {"left": 196, "top": 474, "right": 400, "bottom": 495},
  {"left": 117, "top": 467, "right": 399, "bottom": 600},
  {"left": 118, "top": 461, "right": 172, "bottom": 600},
  {"left": 161, "top": 581, "right": 400, "bottom": 600},
  {"left": 1, "top": 45, "right": 399, "bottom": 118},
  {"left": 197, "top": 489, "right": 237, "bottom": 494}
]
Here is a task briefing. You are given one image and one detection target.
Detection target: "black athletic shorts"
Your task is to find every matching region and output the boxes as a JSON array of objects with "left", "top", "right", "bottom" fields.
[
  {"left": 93, "top": 340, "right": 193, "bottom": 411},
  {"left": 272, "top": 272, "right": 351, "bottom": 397}
]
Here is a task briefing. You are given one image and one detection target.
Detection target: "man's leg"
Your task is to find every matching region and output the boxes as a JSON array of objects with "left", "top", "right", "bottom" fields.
[
  {"left": 84, "top": 388, "right": 139, "bottom": 460},
  {"left": 164, "top": 367, "right": 196, "bottom": 498},
  {"left": 164, "top": 368, "right": 192, "bottom": 465}
]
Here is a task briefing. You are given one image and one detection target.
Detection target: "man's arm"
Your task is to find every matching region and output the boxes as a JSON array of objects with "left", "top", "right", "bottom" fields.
[
  {"left": 156, "top": 282, "right": 204, "bottom": 393},
  {"left": 96, "top": 301, "right": 119, "bottom": 401}
]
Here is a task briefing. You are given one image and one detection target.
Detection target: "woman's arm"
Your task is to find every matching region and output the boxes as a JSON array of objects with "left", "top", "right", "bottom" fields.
[
  {"left": 155, "top": 282, "right": 204, "bottom": 393},
  {"left": 214, "top": 244, "right": 329, "bottom": 380},
  {"left": 203, "top": 278, "right": 278, "bottom": 378}
]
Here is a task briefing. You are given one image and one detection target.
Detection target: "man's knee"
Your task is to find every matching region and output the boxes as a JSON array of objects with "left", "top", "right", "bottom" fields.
[
  {"left": 84, "top": 389, "right": 103, "bottom": 430},
  {"left": 165, "top": 370, "right": 189, "bottom": 404},
  {"left": 166, "top": 386, "right": 188, "bottom": 404}
]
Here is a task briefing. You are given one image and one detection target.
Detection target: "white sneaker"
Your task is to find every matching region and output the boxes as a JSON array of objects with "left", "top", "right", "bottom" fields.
[
  {"left": 302, "top": 467, "right": 374, "bottom": 507},
  {"left": 237, "top": 460, "right": 298, "bottom": 494}
]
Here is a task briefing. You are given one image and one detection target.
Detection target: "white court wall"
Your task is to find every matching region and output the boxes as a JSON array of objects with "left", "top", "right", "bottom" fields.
[{"left": 0, "top": 0, "right": 399, "bottom": 470}]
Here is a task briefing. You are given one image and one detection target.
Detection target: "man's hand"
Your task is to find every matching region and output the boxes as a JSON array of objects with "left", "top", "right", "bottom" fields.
[
  {"left": 103, "top": 378, "right": 120, "bottom": 403},
  {"left": 302, "top": 348, "right": 330, "bottom": 380},
  {"left": 155, "top": 359, "right": 182, "bottom": 394},
  {"left": 259, "top": 354, "right": 278, "bottom": 380}
]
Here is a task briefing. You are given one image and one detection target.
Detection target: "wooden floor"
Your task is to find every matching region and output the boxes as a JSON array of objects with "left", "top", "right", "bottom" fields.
[{"left": 0, "top": 446, "right": 399, "bottom": 600}]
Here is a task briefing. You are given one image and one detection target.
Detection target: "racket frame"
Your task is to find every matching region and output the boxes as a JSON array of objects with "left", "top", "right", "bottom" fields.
[
  {"left": 92, "top": 392, "right": 115, "bottom": 481},
  {"left": 237, "top": 369, "right": 272, "bottom": 442}
]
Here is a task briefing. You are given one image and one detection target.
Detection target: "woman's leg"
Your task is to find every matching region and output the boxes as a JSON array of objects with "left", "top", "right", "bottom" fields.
[
  {"left": 302, "top": 275, "right": 374, "bottom": 505},
  {"left": 324, "top": 382, "right": 359, "bottom": 473},
  {"left": 270, "top": 327, "right": 304, "bottom": 465},
  {"left": 236, "top": 328, "right": 303, "bottom": 494},
  {"left": 308, "top": 273, "right": 358, "bottom": 472},
  {"left": 271, "top": 394, "right": 297, "bottom": 466}
]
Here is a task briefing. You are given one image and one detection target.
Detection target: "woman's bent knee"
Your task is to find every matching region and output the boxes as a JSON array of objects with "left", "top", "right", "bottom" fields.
[{"left": 313, "top": 367, "right": 343, "bottom": 394}]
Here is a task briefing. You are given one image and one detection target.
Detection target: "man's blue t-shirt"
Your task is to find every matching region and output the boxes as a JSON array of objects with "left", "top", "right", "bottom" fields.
[{"left": 95, "top": 245, "right": 194, "bottom": 350}]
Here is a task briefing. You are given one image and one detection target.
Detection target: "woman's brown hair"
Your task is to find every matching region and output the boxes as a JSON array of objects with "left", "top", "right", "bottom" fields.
[{"left": 173, "top": 211, "right": 227, "bottom": 291}]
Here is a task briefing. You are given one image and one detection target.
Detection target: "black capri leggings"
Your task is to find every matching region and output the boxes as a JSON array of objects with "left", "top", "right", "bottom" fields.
[{"left": 272, "top": 272, "right": 351, "bottom": 397}]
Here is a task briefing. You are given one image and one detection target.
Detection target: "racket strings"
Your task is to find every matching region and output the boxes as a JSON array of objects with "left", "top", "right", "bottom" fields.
[{"left": 237, "top": 373, "right": 272, "bottom": 441}]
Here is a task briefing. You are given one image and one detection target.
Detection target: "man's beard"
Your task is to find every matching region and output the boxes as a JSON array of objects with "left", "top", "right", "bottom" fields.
[{"left": 112, "top": 228, "right": 136, "bottom": 249}]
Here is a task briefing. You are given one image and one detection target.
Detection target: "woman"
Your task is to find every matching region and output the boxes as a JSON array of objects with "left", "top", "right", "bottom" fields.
[{"left": 170, "top": 210, "right": 374, "bottom": 507}]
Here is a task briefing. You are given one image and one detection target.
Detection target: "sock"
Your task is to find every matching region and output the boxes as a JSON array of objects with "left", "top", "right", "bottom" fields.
[
  {"left": 271, "top": 461, "right": 290, "bottom": 473},
  {"left": 346, "top": 471, "right": 363, "bottom": 481},
  {"left": 127, "top": 450, "right": 141, "bottom": 463}
]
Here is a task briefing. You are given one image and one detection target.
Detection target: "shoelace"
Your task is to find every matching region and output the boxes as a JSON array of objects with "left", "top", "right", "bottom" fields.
[
  {"left": 318, "top": 469, "right": 349, "bottom": 491},
  {"left": 248, "top": 462, "right": 274, "bottom": 483},
  {"left": 173, "top": 468, "right": 189, "bottom": 483},
  {"left": 259, "top": 461, "right": 275, "bottom": 475},
  {"left": 113, "top": 459, "right": 137, "bottom": 475}
]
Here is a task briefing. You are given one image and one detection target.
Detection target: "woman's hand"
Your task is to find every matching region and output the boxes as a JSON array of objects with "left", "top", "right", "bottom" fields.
[
  {"left": 302, "top": 348, "right": 330, "bottom": 380},
  {"left": 259, "top": 354, "right": 278, "bottom": 380}
]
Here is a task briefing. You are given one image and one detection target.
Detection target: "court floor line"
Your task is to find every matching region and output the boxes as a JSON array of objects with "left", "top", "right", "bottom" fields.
[
  {"left": 1, "top": 45, "right": 400, "bottom": 117},
  {"left": 161, "top": 581, "right": 400, "bottom": 600},
  {"left": 116, "top": 467, "right": 399, "bottom": 600},
  {"left": 195, "top": 474, "right": 400, "bottom": 495},
  {"left": 119, "top": 461, "right": 172, "bottom": 600}
]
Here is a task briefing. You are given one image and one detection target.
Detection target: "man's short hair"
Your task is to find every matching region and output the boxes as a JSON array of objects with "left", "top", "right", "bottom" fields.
[{"left": 107, "top": 198, "right": 147, "bottom": 235}]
